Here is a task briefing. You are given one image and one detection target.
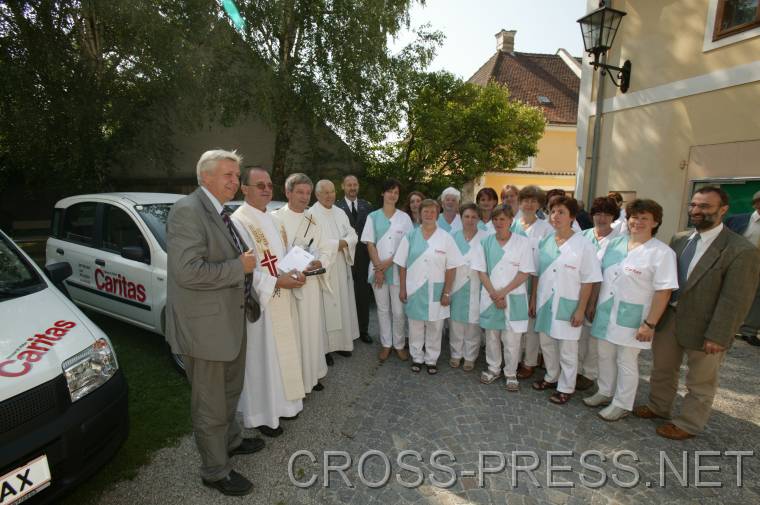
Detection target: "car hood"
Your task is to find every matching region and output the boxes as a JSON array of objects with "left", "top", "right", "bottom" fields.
[{"left": 0, "top": 287, "right": 100, "bottom": 401}]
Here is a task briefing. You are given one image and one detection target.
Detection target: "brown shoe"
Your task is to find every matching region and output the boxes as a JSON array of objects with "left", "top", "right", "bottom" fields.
[
  {"left": 575, "top": 374, "right": 595, "bottom": 391},
  {"left": 656, "top": 423, "right": 694, "bottom": 440},
  {"left": 396, "top": 348, "right": 409, "bottom": 361},
  {"left": 632, "top": 405, "right": 666, "bottom": 419},
  {"left": 516, "top": 364, "right": 535, "bottom": 380},
  {"left": 378, "top": 347, "right": 392, "bottom": 362}
]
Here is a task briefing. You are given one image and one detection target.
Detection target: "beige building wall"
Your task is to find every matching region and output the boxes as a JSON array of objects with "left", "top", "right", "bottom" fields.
[{"left": 534, "top": 128, "right": 577, "bottom": 172}]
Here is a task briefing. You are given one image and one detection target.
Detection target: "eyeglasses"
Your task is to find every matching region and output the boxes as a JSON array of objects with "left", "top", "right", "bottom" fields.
[
  {"left": 245, "top": 182, "right": 274, "bottom": 190},
  {"left": 688, "top": 203, "right": 716, "bottom": 211}
]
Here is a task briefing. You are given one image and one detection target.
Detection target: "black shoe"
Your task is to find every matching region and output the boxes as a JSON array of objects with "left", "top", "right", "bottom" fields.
[
  {"left": 359, "top": 333, "right": 373, "bottom": 343},
  {"left": 313, "top": 382, "right": 324, "bottom": 391},
  {"left": 336, "top": 350, "right": 352, "bottom": 357},
  {"left": 256, "top": 425, "right": 283, "bottom": 438},
  {"left": 325, "top": 353, "right": 334, "bottom": 366},
  {"left": 746, "top": 335, "right": 760, "bottom": 347},
  {"left": 202, "top": 470, "right": 253, "bottom": 496},
  {"left": 281, "top": 413, "right": 300, "bottom": 421},
  {"left": 228, "top": 437, "right": 265, "bottom": 456}
]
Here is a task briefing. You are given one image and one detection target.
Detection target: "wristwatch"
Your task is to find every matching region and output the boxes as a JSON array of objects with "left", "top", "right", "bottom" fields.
[{"left": 643, "top": 320, "right": 656, "bottom": 330}]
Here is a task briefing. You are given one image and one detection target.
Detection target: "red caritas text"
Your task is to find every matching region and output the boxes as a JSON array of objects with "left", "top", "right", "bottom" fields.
[
  {"left": 0, "top": 320, "right": 77, "bottom": 377},
  {"left": 95, "top": 268, "right": 146, "bottom": 302}
]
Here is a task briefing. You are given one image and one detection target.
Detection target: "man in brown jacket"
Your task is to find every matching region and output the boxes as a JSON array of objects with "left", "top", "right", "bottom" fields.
[{"left": 634, "top": 186, "right": 760, "bottom": 439}]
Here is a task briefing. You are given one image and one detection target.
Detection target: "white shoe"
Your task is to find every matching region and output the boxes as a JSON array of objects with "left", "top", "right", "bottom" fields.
[
  {"left": 480, "top": 370, "right": 502, "bottom": 384},
  {"left": 598, "top": 404, "right": 630, "bottom": 422},
  {"left": 583, "top": 392, "right": 613, "bottom": 407}
]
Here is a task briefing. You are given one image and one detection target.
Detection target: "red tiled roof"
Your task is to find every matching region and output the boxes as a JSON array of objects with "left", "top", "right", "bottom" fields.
[{"left": 468, "top": 51, "right": 580, "bottom": 125}]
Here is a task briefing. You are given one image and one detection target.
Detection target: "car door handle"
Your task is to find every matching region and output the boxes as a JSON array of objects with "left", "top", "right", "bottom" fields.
[
  {"left": 56, "top": 248, "right": 64, "bottom": 255},
  {"left": 95, "top": 259, "right": 106, "bottom": 266}
]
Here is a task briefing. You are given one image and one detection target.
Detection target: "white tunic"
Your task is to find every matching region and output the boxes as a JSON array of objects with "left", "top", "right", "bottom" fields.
[
  {"left": 450, "top": 229, "right": 489, "bottom": 324},
  {"left": 360, "top": 209, "right": 413, "bottom": 285},
  {"left": 534, "top": 232, "right": 602, "bottom": 340},
  {"left": 582, "top": 227, "right": 621, "bottom": 261},
  {"left": 232, "top": 204, "right": 304, "bottom": 427},
  {"left": 394, "top": 227, "right": 466, "bottom": 321},
  {"left": 471, "top": 233, "right": 536, "bottom": 333},
  {"left": 310, "top": 202, "right": 360, "bottom": 352},
  {"left": 478, "top": 220, "right": 495, "bottom": 234},
  {"left": 271, "top": 205, "right": 330, "bottom": 391},
  {"left": 437, "top": 213, "right": 463, "bottom": 234},
  {"left": 591, "top": 236, "right": 678, "bottom": 349}
]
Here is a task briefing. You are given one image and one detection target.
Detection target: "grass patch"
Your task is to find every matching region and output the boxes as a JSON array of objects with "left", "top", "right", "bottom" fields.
[{"left": 61, "top": 311, "right": 191, "bottom": 505}]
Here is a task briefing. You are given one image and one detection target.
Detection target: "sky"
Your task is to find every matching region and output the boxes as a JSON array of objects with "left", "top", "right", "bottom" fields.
[{"left": 391, "top": 0, "right": 590, "bottom": 79}]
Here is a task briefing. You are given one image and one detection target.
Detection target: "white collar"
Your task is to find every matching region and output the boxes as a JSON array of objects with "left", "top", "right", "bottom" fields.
[
  {"left": 243, "top": 201, "right": 266, "bottom": 216},
  {"left": 751, "top": 210, "right": 760, "bottom": 223},
  {"left": 691, "top": 222, "right": 723, "bottom": 241},
  {"left": 345, "top": 196, "right": 358, "bottom": 207},
  {"left": 200, "top": 186, "right": 224, "bottom": 214}
]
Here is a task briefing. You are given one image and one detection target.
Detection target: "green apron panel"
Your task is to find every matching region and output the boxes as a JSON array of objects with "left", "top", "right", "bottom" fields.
[
  {"left": 450, "top": 282, "right": 471, "bottom": 323},
  {"left": 537, "top": 233, "right": 561, "bottom": 276},
  {"left": 508, "top": 293, "right": 530, "bottom": 321},
  {"left": 405, "top": 280, "right": 429, "bottom": 321},
  {"left": 590, "top": 296, "right": 614, "bottom": 339},
  {"left": 480, "top": 301, "right": 506, "bottom": 330},
  {"left": 534, "top": 294, "right": 554, "bottom": 335},
  {"left": 616, "top": 300, "right": 645, "bottom": 329},
  {"left": 556, "top": 297, "right": 579, "bottom": 321},
  {"left": 368, "top": 210, "right": 393, "bottom": 284}
]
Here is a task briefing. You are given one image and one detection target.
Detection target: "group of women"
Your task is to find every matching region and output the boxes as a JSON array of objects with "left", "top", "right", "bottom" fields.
[{"left": 361, "top": 179, "right": 677, "bottom": 421}]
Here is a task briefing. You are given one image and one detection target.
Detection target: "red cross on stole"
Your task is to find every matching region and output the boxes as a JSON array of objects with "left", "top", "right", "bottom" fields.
[{"left": 261, "top": 250, "right": 279, "bottom": 276}]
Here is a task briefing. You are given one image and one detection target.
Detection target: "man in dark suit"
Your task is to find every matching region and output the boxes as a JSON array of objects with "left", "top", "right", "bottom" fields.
[
  {"left": 336, "top": 174, "right": 374, "bottom": 343},
  {"left": 634, "top": 186, "right": 760, "bottom": 440},
  {"left": 166, "top": 149, "right": 264, "bottom": 495}
]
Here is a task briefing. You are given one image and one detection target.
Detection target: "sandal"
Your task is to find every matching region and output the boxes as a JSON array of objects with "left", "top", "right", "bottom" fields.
[
  {"left": 411, "top": 362, "right": 422, "bottom": 373},
  {"left": 532, "top": 379, "right": 558, "bottom": 391},
  {"left": 426, "top": 364, "right": 438, "bottom": 375},
  {"left": 516, "top": 364, "right": 535, "bottom": 380},
  {"left": 505, "top": 378, "right": 520, "bottom": 392},
  {"left": 549, "top": 391, "right": 572, "bottom": 404},
  {"left": 480, "top": 370, "right": 502, "bottom": 384},
  {"left": 449, "top": 358, "right": 461, "bottom": 368}
]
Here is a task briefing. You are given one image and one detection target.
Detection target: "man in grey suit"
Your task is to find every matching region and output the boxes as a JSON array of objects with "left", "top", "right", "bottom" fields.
[
  {"left": 634, "top": 186, "right": 760, "bottom": 440},
  {"left": 166, "top": 149, "right": 263, "bottom": 495}
]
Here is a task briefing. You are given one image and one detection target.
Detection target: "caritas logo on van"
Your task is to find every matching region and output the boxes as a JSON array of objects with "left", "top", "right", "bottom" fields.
[
  {"left": 0, "top": 321, "right": 77, "bottom": 378},
  {"left": 95, "top": 268, "right": 146, "bottom": 302}
]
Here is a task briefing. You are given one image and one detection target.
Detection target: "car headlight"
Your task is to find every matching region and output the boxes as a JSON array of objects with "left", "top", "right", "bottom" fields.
[{"left": 62, "top": 338, "right": 119, "bottom": 402}]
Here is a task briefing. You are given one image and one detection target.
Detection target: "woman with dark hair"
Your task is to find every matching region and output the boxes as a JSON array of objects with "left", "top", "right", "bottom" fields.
[
  {"left": 472, "top": 204, "right": 535, "bottom": 391},
  {"left": 448, "top": 203, "right": 489, "bottom": 371},
  {"left": 608, "top": 191, "right": 628, "bottom": 234},
  {"left": 361, "top": 179, "right": 413, "bottom": 362},
  {"left": 395, "top": 199, "right": 465, "bottom": 374},
  {"left": 476, "top": 187, "right": 499, "bottom": 233},
  {"left": 584, "top": 199, "right": 677, "bottom": 421},
  {"left": 532, "top": 196, "right": 602, "bottom": 405},
  {"left": 576, "top": 196, "right": 622, "bottom": 391},
  {"left": 403, "top": 191, "right": 426, "bottom": 228}
]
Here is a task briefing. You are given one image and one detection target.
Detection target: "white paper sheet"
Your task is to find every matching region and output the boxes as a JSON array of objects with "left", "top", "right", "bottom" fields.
[{"left": 277, "top": 245, "right": 315, "bottom": 273}]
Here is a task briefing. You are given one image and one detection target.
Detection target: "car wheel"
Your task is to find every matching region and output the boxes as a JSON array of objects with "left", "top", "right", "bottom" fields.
[{"left": 170, "top": 351, "right": 186, "bottom": 375}]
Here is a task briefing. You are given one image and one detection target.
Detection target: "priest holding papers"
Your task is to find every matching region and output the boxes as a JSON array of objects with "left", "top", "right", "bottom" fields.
[
  {"left": 312, "top": 180, "right": 360, "bottom": 356},
  {"left": 272, "top": 173, "right": 331, "bottom": 393},
  {"left": 231, "top": 167, "right": 305, "bottom": 438}
]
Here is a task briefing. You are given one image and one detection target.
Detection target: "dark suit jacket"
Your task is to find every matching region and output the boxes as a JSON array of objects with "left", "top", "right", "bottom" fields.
[
  {"left": 165, "top": 188, "right": 246, "bottom": 361},
  {"left": 725, "top": 213, "right": 751, "bottom": 235},
  {"left": 663, "top": 227, "right": 760, "bottom": 350},
  {"left": 336, "top": 197, "right": 373, "bottom": 238}
]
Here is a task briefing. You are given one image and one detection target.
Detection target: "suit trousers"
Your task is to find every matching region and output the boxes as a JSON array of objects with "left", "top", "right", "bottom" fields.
[
  {"left": 648, "top": 308, "right": 726, "bottom": 434},
  {"left": 183, "top": 335, "right": 247, "bottom": 482},
  {"left": 739, "top": 282, "right": 760, "bottom": 337},
  {"left": 352, "top": 244, "right": 371, "bottom": 335},
  {"left": 539, "top": 332, "right": 578, "bottom": 394},
  {"left": 597, "top": 339, "right": 641, "bottom": 410}
]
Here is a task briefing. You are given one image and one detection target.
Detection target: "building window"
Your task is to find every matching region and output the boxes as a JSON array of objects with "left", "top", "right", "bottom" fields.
[
  {"left": 713, "top": 0, "right": 760, "bottom": 41},
  {"left": 517, "top": 157, "right": 535, "bottom": 170}
]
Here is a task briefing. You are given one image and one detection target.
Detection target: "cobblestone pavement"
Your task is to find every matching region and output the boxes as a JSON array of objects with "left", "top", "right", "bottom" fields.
[{"left": 99, "top": 310, "right": 760, "bottom": 505}]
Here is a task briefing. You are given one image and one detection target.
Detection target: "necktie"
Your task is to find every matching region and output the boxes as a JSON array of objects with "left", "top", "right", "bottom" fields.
[
  {"left": 221, "top": 209, "right": 244, "bottom": 254},
  {"left": 221, "top": 210, "right": 259, "bottom": 322},
  {"left": 350, "top": 200, "right": 358, "bottom": 224},
  {"left": 672, "top": 234, "right": 699, "bottom": 302}
]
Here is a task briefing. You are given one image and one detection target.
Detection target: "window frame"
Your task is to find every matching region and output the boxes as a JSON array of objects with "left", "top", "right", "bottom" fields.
[
  {"left": 100, "top": 203, "right": 152, "bottom": 264},
  {"left": 60, "top": 201, "right": 100, "bottom": 247},
  {"left": 713, "top": 0, "right": 760, "bottom": 41}
]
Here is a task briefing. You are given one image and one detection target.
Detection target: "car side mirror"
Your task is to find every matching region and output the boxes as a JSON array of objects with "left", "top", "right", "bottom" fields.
[
  {"left": 44, "top": 262, "right": 73, "bottom": 284},
  {"left": 122, "top": 245, "right": 149, "bottom": 263}
]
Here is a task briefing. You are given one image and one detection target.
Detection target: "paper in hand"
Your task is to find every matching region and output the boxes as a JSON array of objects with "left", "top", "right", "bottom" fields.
[{"left": 277, "top": 245, "right": 315, "bottom": 274}]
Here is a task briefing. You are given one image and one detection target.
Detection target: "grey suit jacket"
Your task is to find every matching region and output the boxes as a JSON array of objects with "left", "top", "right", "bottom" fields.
[
  {"left": 663, "top": 227, "right": 760, "bottom": 350},
  {"left": 165, "top": 188, "right": 246, "bottom": 361}
]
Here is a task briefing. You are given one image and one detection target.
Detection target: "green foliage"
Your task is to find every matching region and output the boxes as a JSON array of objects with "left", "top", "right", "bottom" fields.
[{"left": 369, "top": 71, "right": 546, "bottom": 198}]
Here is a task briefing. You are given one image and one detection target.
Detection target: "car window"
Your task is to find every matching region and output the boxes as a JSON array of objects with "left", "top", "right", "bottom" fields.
[
  {"left": 0, "top": 234, "right": 45, "bottom": 300},
  {"left": 102, "top": 204, "right": 149, "bottom": 260},
  {"left": 136, "top": 204, "right": 172, "bottom": 252},
  {"left": 62, "top": 202, "right": 97, "bottom": 246}
]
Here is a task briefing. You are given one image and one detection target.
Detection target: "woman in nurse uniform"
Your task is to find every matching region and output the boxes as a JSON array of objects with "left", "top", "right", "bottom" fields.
[
  {"left": 473, "top": 205, "right": 536, "bottom": 391},
  {"left": 396, "top": 199, "right": 465, "bottom": 374},
  {"left": 476, "top": 187, "right": 498, "bottom": 234},
  {"left": 403, "top": 191, "right": 425, "bottom": 228},
  {"left": 584, "top": 199, "right": 677, "bottom": 421},
  {"left": 361, "top": 179, "right": 413, "bottom": 362},
  {"left": 576, "top": 196, "right": 622, "bottom": 391},
  {"left": 510, "top": 185, "right": 553, "bottom": 381},
  {"left": 532, "top": 196, "right": 602, "bottom": 404},
  {"left": 449, "top": 203, "right": 489, "bottom": 371}
]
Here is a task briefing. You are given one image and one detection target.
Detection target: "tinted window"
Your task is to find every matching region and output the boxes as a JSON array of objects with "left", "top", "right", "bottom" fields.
[
  {"left": 136, "top": 204, "right": 172, "bottom": 252},
  {"left": 62, "top": 202, "right": 97, "bottom": 245},
  {"left": 0, "top": 234, "right": 45, "bottom": 300},
  {"left": 102, "top": 205, "right": 150, "bottom": 261}
]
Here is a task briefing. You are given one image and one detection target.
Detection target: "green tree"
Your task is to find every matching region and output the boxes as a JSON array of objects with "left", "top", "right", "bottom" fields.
[{"left": 370, "top": 71, "right": 546, "bottom": 198}]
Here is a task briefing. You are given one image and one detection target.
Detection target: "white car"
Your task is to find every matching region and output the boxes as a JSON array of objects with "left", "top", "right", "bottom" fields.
[
  {"left": 45, "top": 193, "right": 184, "bottom": 370},
  {"left": 1, "top": 228, "right": 128, "bottom": 504}
]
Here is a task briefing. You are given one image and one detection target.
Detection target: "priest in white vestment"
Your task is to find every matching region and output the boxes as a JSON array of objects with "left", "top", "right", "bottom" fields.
[
  {"left": 232, "top": 167, "right": 306, "bottom": 436},
  {"left": 312, "top": 180, "right": 360, "bottom": 355},
  {"left": 271, "top": 173, "right": 331, "bottom": 393}
]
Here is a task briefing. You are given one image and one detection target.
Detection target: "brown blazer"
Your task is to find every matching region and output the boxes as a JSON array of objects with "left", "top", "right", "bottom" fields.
[
  {"left": 165, "top": 188, "right": 246, "bottom": 361},
  {"left": 662, "top": 227, "right": 760, "bottom": 350}
]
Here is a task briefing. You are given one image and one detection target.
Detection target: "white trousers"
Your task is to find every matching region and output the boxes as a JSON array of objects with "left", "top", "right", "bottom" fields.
[
  {"left": 578, "top": 323, "right": 599, "bottom": 379},
  {"left": 449, "top": 320, "right": 480, "bottom": 362},
  {"left": 373, "top": 283, "right": 405, "bottom": 349},
  {"left": 409, "top": 319, "right": 444, "bottom": 365},
  {"left": 521, "top": 318, "right": 541, "bottom": 367},
  {"left": 597, "top": 339, "right": 641, "bottom": 411},
  {"left": 539, "top": 332, "right": 578, "bottom": 394},
  {"left": 485, "top": 329, "right": 522, "bottom": 378}
]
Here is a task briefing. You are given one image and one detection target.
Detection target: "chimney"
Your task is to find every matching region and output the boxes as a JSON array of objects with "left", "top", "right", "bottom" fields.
[{"left": 496, "top": 29, "right": 516, "bottom": 53}]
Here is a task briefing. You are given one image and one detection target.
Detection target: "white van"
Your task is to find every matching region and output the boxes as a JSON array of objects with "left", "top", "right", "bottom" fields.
[{"left": 0, "top": 228, "right": 128, "bottom": 505}]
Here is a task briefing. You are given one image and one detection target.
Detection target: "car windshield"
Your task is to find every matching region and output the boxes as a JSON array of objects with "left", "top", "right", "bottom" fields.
[
  {"left": 136, "top": 203, "right": 173, "bottom": 252},
  {"left": 0, "top": 234, "right": 45, "bottom": 301}
]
